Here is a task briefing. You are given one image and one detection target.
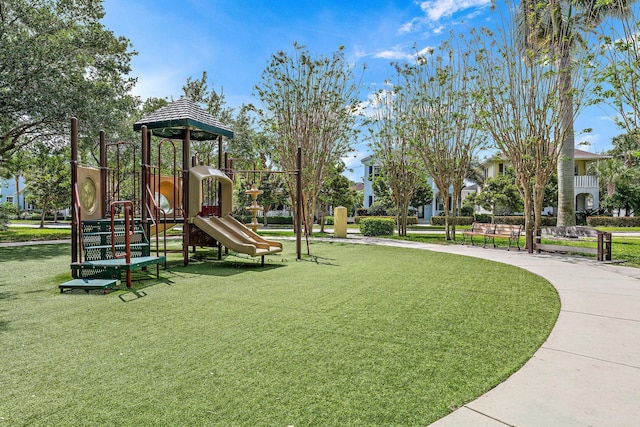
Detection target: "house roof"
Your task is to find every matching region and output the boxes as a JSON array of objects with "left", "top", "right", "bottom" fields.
[
  {"left": 351, "top": 182, "right": 364, "bottom": 191},
  {"left": 133, "top": 98, "right": 234, "bottom": 140},
  {"left": 360, "top": 155, "right": 373, "bottom": 164},
  {"left": 574, "top": 149, "right": 611, "bottom": 160},
  {"left": 481, "top": 149, "right": 611, "bottom": 165}
]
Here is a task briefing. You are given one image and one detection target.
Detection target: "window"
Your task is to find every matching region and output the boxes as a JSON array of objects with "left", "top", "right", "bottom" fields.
[
  {"left": 498, "top": 163, "right": 504, "bottom": 175},
  {"left": 5, "top": 196, "right": 13, "bottom": 204},
  {"left": 368, "top": 195, "right": 373, "bottom": 206}
]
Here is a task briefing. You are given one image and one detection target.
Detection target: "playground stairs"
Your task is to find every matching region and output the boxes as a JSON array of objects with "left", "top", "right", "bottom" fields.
[{"left": 60, "top": 219, "right": 165, "bottom": 292}]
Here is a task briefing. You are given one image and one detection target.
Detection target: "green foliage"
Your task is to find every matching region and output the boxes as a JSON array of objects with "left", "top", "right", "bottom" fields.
[
  {"left": 24, "top": 152, "right": 70, "bottom": 226},
  {"left": 233, "top": 215, "right": 294, "bottom": 226},
  {"left": 354, "top": 215, "right": 417, "bottom": 225},
  {"left": 359, "top": 217, "right": 395, "bottom": 236},
  {"left": 256, "top": 43, "right": 363, "bottom": 237},
  {"left": 367, "top": 200, "right": 390, "bottom": 217},
  {"left": 410, "top": 177, "right": 434, "bottom": 209},
  {"left": 431, "top": 216, "right": 475, "bottom": 226},
  {"left": 318, "top": 161, "right": 360, "bottom": 219},
  {"left": 0, "top": 202, "right": 16, "bottom": 230},
  {"left": 460, "top": 204, "right": 475, "bottom": 216},
  {"left": 0, "top": 0, "right": 137, "bottom": 161},
  {"left": 469, "top": 169, "right": 523, "bottom": 217},
  {"left": 587, "top": 216, "right": 640, "bottom": 227},
  {"left": 430, "top": 215, "right": 557, "bottom": 227},
  {"left": 474, "top": 213, "right": 492, "bottom": 223}
]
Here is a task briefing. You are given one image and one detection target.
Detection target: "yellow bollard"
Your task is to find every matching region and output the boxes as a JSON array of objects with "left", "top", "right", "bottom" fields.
[{"left": 334, "top": 206, "right": 348, "bottom": 238}]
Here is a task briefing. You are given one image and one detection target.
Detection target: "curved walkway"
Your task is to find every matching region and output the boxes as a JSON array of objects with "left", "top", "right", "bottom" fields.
[{"left": 348, "top": 236, "right": 640, "bottom": 427}]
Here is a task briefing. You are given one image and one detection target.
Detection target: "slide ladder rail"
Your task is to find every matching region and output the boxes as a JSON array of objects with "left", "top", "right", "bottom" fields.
[
  {"left": 110, "top": 201, "right": 134, "bottom": 264},
  {"left": 72, "top": 181, "right": 83, "bottom": 264},
  {"left": 144, "top": 182, "right": 168, "bottom": 268}
]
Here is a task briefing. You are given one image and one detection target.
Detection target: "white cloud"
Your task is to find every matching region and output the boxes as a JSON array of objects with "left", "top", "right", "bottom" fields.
[
  {"left": 418, "top": 0, "right": 492, "bottom": 22},
  {"left": 342, "top": 148, "right": 370, "bottom": 182},
  {"left": 398, "top": 0, "right": 491, "bottom": 35},
  {"left": 373, "top": 45, "right": 434, "bottom": 62},
  {"left": 130, "top": 67, "right": 184, "bottom": 100}
]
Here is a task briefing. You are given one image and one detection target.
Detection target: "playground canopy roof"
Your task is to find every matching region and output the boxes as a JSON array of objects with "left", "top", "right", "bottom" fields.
[{"left": 133, "top": 98, "right": 234, "bottom": 140}]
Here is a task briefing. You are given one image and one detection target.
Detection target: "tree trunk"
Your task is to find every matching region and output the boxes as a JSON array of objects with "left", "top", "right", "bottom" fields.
[
  {"left": 556, "top": 43, "right": 576, "bottom": 226},
  {"left": 14, "top": 175, "right": 20, "bottom": 211},
  {"left": 39, "top": 206, "right": 46, "bottom": 229}
]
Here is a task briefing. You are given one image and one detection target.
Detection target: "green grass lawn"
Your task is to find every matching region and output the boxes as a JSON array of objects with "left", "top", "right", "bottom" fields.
[
  {"left": 0, "top": 226, "right": 71, "bottom": 242},
  {"left": 0, "top": 241, "right": 559, "bottom": 426}
]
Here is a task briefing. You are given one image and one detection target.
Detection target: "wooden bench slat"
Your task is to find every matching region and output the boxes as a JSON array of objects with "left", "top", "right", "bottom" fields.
[{"left": 535, "top": 244, "right": 599, "bottom": 255}]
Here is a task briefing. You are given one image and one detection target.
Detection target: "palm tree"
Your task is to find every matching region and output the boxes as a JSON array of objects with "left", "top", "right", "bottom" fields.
[{"left": 518, "top": 0, "right": 636, "bottom": 226}]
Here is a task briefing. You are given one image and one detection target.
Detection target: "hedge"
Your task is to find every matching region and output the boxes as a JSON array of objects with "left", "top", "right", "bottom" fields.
[
  {"left": 354, "top": 215, "right": 418, "bottom": 225},
  {"left": 587, "top": 216, "right": 640, "bottom": 227},
  {"left": 233, "top": 215, "right": 295, "bottom": 225},
  {"left": 359, "top": 217, "right": 395, "bottom": 236},
  {"left": 430, "top": 216, "right": 475, "bottom": 226},
  {"left": 430, "top": 215, "right": 557, "bottom": 227}
]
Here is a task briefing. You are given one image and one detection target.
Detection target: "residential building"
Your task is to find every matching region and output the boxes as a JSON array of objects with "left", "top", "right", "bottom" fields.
[
  {"left": 0, "top": 175, "right": 31, "bottom": 211},
  {"left": 363, "top": 148, "right": 609, "bottom": 223},
  {"left": 361, "top": 156, "right": 476, "bottom": 223},
  {"left": 481, "top": 149, "right": 610, "bottom": 212}
]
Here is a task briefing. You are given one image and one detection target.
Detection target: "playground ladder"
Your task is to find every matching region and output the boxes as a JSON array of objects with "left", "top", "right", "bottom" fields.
[{"left": 63, "top": 218, "right": 165, "bottom": 292}]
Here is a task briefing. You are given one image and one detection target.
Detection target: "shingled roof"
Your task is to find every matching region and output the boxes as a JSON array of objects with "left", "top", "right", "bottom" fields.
[{"left": 133, "top": 98, "right": 233, "bottom": 140}]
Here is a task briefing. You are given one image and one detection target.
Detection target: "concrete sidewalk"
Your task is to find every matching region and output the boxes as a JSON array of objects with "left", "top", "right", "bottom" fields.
[{"left": 348, "top": 236, "right": 640, "bottom": 427}]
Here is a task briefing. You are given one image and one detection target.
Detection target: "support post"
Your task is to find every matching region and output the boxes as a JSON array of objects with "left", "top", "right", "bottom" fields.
[
  {"left": 296, "top": 146, "right": 302, "bottom": 260},
  {"left": 71, "top": 118, "right": 79, "bottom": 274},
  {"left": 141, "top": 126, "right": 149, "bottom": 235},
  {"left": 99, "top": 131, "right": 107, "bottom": 218},
  {"left": 182, "top": 129, "right": 191, "bottom": 266}
]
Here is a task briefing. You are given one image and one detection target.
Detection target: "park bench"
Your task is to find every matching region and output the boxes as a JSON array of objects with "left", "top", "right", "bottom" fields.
[
  {"left": 485, "top": 223, "right": 523, "bottom": 251},
  {"left": 534, "top": 226, "right": 612, "bottom": 261},
  {"left": 462, "top": 222, "right": 495, "bottom": 248}
]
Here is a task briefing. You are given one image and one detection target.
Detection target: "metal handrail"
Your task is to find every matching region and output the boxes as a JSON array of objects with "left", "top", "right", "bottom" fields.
[
  {"left": 72, "top": 182, "right": 83, "bottom": 264},
  {"left": 110, "top": 201, "right": 133, "bottom": 264}
]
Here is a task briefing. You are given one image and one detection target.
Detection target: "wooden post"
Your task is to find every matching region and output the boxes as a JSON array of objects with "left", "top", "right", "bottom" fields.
[{"left": 597, "top": 231, "right": 612, "bottom": 261}]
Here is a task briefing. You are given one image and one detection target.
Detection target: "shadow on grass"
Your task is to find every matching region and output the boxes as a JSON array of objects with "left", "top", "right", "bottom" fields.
[{"left": 0, "top": 244, "right": 68, "bottom": 262}]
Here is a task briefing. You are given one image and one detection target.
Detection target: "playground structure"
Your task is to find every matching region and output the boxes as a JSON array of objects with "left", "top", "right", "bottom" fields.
[{"left": 60, "top": 99, "right": 300, "bottom": 293}]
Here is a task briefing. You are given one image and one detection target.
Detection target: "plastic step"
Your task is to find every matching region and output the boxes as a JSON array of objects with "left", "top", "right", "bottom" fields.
[{"left": 58, "top": 278, "right": 118, "bottom": 293}]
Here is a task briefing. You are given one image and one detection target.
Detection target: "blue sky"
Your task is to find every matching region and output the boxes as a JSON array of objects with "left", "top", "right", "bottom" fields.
[{"left": 102, "top": 0, "right": 623, "bottom": 182}]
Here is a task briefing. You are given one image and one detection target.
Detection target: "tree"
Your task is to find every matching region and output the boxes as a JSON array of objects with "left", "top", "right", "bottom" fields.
[
  {"left": 469, "top": 169, "right": 523, "bottom": 222},
  {"left": 471, "top": 2, "right": 592, "bottom": 244},
  {"left": 517, "top": 0, "right": 637, "bottom": 226},
  {"left": 0, "top": 0, "right": 137, "bottom": 163},
  {"left": 255, "top": 43, "right": 363, "bottom": 242},
  {"left": 588, "top": 130, "right": 640, "bottom": 215},
  {"left": 317, "top": 162, "right": 359, "bottom": 232},
  {"left": 368, "top": 87, "right": 425, "bottom": 236},
  {"left": 410, "top": 177, "right": 434, "bottom": 213},
  {"left": 593, "top": 2, "right": 640, "bottom": 135},
  {"left": 401, "top": 39, "right": 486, "bottom": 240},
  {"left": 25, "top": 152, "right": 70, "bottom": 227}
]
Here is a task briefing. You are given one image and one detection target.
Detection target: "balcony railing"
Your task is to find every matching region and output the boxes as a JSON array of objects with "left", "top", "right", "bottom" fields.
[{"left": 575, "top": 175, "right": 598, "bottom": 189}]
